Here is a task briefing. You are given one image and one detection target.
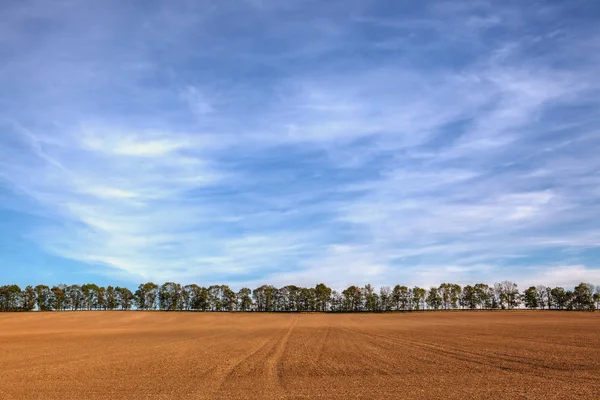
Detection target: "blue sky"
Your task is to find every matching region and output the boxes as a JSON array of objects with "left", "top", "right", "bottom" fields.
[{"left": 1, "top": 0, "right": 599, "bottom": 290}]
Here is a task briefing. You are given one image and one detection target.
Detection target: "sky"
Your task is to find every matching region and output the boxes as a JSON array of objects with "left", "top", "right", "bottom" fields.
[{"left": 1, "top": 0, "right": 600, "bottom": 290}]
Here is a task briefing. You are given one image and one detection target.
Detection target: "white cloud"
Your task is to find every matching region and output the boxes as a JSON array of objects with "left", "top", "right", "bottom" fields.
[
  {"left": 1, "top": 0, "right": 600, "bottom": 288},
  {"left": 182, "top": 86, "right": 214, "bottom": 116},
  {"left": 521, "top": 265, "right": 600, "bottom": 288}
]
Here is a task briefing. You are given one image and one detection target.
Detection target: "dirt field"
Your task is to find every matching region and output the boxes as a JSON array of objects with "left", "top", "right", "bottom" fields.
[{"left": 0, "top": 311, "right": 598, "bottom": 399}]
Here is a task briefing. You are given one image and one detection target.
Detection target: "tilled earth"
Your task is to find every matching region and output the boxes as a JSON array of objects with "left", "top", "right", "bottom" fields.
[{"left": 0, "top": 311, "right": 598, "bottom": 399}]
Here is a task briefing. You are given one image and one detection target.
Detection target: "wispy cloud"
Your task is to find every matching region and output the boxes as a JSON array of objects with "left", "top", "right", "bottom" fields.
[{"left": 1, "top": 0, "right": 599, "bottom": 288}]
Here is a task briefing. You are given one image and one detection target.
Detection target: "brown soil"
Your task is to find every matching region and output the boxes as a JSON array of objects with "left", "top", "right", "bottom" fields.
[{"left": 0, "top": 311, "right": 598, "bottom": 399}]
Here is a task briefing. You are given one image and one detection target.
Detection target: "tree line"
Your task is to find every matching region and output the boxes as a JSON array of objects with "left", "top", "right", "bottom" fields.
[{"left": 0, "top": 281, "right": 598, "bottom": 312}]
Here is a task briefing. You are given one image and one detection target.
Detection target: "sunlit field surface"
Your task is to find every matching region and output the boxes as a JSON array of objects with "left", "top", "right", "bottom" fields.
[{"left": 0, "top": 311, "right": 598, "bottom": 399}]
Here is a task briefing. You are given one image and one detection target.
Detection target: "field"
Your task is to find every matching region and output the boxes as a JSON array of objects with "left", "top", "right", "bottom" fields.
[{"left": 0, "top": 312, "right": 598, "bottom": 399}]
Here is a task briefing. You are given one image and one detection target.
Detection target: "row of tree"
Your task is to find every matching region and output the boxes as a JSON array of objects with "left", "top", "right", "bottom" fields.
[{"left": 0, "top": 281, "right": 598, "bottom": 312}]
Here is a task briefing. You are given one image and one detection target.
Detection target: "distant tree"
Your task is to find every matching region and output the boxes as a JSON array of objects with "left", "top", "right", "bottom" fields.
[
  {"left": 572, "top": 283, "right": 595, "bottom": 311},
  {"left": 474, "top": 283, "right": 493, "bottom": 309},
  {"left": 253, "top": 285, "right": 277, "bottom": 312},
  {"left": 450, "top": 284, "right": 462, "bottom": 309},
  {"left": 523, "top": 286, "right": 539, "bottom": 309},
  {"left": 495, "top": 281, "right": 519, "bottom": 309},
  {"left": 21, "top": 286, "right": 36, "bottom": 311},
  {"left": 363, "top": 284, "right": 379, "bottom": 312},
  {"left": 159, "top": 282, "right": 184, "bottom": 311},
  {"left": 594, "top": 287, "right": 600, "bottom": 310},
  {"left": 51, "top": 285, "right": 67, "bottom": 311},
  {"left": 182, "top": 284, "right": 199, "bottom": 310},
  {"left": 461, "top": 285, "right": 477, "bottom": 309},
  {"left": 106, "top": 286, "right": 118, "bottom": 311},
  {"left": 391, "top": 285, "right": 402, "bottom": 310},
  {"left": 564, "top": 290, "right": 575, "bottom": 310},
  {"left": 438, "top": 283, "right": 451, "bottom": 310},
  {"left": 439, "top": 283, "right": 461, "bottom": 309},
  {"left": 298, "top": 287, "right": 315, "bottom": 311},
  {"left": 60, "top": 284, "right": 72, "bottom": 310},
  {"left": 545, "top": 286, "right": 554, "bottom": 310},
  {"left": 34, "top": 285, "right": 52, "bottom": 311},
  {"left": 426, "top": 287, "right": 442, "bottom": 310},
  {"left": 222, "top": 285, "right": 237, "bottom": 311},
  {"left": 134, "top": 282, "right": 159, "bottom": 310},
  {"left": 330, "top": 290, "right": 343, "bottom": 312},
  {"left": 535, "top": 285, "right": 548, "bottom": 309},
  {"left": 237, "top": 288, "right": 253, "bottom": 311},
  {"left": 82, "top": 283, "right": 99, "bottom": 310},
  {"left": 550, "top": 287, "right": 567, "bottom": 310},
  {"left": 115, "top": 287, "right": 134, "bottom": 310},
  {"left": 0, "top": 285, "right": 22, "bottom": 312},
  {"left": 96, "top": 286, "right": 106, "bottom": 310},
  {"left": 392, "top": 285, "right": 411, "bottom": 311},
  {"left": 342, "top": 286, "right": 362, "bottom": 312},
  {"left": 315, "top": 283, "right": 332, "bottom": 312},
  {"left": 197, "top": 287, "right": 210, "bottom": 311},
  {"left": 379, "top": 286, "right": 391, "bottom": 312},
  {"left": 67, "top": 285, "right": 84, "bottom": 311},
  {"left": 208, "top": 285, "right": 223, "bottom": 311},
  {"left": 412, "top": 287, "right": 426, "bottom": 310},
  {"left": 277, "top": 286, "right": 293, "bottom": 311}
]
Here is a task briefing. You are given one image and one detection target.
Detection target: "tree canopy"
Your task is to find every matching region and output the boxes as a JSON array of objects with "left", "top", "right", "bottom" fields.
[{"left": 1, "top": 281, "right": 598, "bottom": 312}]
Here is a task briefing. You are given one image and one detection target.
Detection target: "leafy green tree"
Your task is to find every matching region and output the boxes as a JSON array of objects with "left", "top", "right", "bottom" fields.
[
  {"left": 34, "top": 285, "right": 52, "bottom": 311},
  {"left": 237, "top": 288, "right": 253, "bottom": 311},
  {"left": 134, "top": 282, "right": 159, "bottom": 310},
  {"left": 315, "top": 283, "right": 332, "bottom": 312},
  {"left": 106, "top": 286, "right": 118, "bottom": 310},
  {"left": 182, "top": 284, "right": 200, "bottom": 310},
  {"left": 298, "top": 287, "right": 316, "bottom": 311},
  {"left": 550, "top": 287, "right": 567, "bottom": 309},
  {"left": 523, "top": 286, "right": 539, "bottom": 309},
  {"left": 474, "top": 283, "right": 493, "bottom": 309},
  {"left": 208, "top": 285, "right": 223, "bottom": 311},
  {"left": 0, "top": 285, "right": 22, "bottom": 312},
  {"left": 67, "top": 285, "right": 84, "bottom": 310},
  {"left": 197, "top": 287, "right": 210, "bottom": 311},
  {"left": 392, "top": 285, "right": 411, "bottom": 310},
  {"left": 269, "top": 286, "right": 282, "bottom": 311},
  {"left": 21, "top": 286, "right": 37, "bottom": 311},
  {"left": 461, "top": 285, "right": 477, "bottom": 309},
  {"left": 81, "top": 283, "right": 99, "bottom": 310},
  {"left": 572, "top": 282, "right": 595, "bottom": 311},
  {"left": 412, "top": 287, "right": 426, "bottom": 310},
  {"left": 116, "top": 287, "right": 134, "bottom": 310},
  {"left": 564, "top": 290, "right": 575, "bottom": 310},
  {"left": 96, "top": 286, "right": 107, "bottom": 310},
  {"left": 439, "top": 283, "right": 461, "bottom": 309},
  {"left": 342, "top": 286, "right": 362, "bottom": 312},
  {"left": 253, "top": 285, "right": 272, "bottom": 312},
  {"left": 159, "top": 282, "right": 184, "bottom": 311},
  {"left": 51, "top": 285, "right": 67, "bottom": 311},
  {"left": 278, "top": 286, "right": 296, "bottom": 311},
  {"left": 426, "top": 287, "right": 442, "bottom": 310},
  {"left": 363, "top": 284, "right": 379, "bottom": 312},
  {"left": 222, "top": 285, "right": 237, "bottom": 311}
]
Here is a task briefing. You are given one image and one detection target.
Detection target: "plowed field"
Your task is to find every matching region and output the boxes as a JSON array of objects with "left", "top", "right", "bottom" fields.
[{"left": 0, "top": 311, "right": 598, "bottom": 399}]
